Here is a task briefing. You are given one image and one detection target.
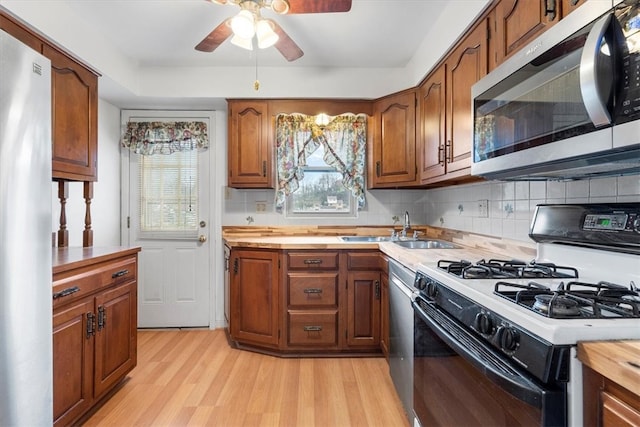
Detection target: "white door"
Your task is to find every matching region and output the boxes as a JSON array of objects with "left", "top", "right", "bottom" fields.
[{"left": 121, "top": 111, "right": 214, "bottom": 328}]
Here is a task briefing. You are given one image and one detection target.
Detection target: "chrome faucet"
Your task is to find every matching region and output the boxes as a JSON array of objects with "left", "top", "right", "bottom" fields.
[{"left": 401, "top": 211, "right": 410, "bottom": 238}]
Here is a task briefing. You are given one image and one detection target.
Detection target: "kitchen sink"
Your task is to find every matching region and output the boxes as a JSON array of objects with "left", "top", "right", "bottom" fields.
[
  {"left": 393, "top": 239, "right": 460, "bottom": 249},
  {"left": 339, "top": 235, "right": 391, "bottom": 242}
]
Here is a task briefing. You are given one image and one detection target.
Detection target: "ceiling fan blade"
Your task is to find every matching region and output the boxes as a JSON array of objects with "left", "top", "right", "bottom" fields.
[
  {"left": 287, "top": 0, "right": 352, "bottom": 14},
  {"left": 272, "top": 23, "right": 304, "bottom": 62},
  {"left": 195, "top": 19, "right": 233, "bottom": 52}
]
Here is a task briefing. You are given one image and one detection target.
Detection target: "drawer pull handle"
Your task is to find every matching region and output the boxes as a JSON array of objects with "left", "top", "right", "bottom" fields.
[
  {"left": 112, "top": 269, "right": 129, "bottom": 279},
  {"left": 304, "top": 288, "right": 323, "bottom": 294},
  {"left": 303, "top": 326, "right": 323, "bottom": 332},
  {"left": 303, "top": 259, "right": 322, "bottom": 265},
  {"left": 53, "top": 286, "right": 80, "bottom": 299}
]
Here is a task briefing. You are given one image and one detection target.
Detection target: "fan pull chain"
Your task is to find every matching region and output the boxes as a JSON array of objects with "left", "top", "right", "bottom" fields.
[{"left": 254, "top": 51, "right": 260, "bottom": 91}]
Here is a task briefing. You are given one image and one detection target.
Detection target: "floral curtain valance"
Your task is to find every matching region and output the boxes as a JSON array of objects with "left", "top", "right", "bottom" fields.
[
  {"left": 275, "top": 113, "right": 367, "bottom": 211},
  {"left": 121, "top": 121, "right": 209, "bottom": 155}
]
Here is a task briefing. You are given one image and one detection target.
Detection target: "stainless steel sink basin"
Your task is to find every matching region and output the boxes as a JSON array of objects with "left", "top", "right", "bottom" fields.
[
  {"left": 339, "top": 235, "right": 391, "bottom": 242},
  {"left": 393, "top": 239, "right": 460, "bottom": 249}
]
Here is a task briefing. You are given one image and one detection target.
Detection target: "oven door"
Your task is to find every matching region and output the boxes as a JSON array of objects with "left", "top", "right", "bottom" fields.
[{"left": 412, "top": 295, "right": 566, "bottom": 427}]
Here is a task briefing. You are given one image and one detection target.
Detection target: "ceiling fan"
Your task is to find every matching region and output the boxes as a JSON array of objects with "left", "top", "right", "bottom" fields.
[{"left": 195, "top": 0, "right": 352, "bottom": 62}]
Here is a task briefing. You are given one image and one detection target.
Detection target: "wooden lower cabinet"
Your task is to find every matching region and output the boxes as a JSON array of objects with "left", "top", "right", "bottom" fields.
[
  {"left": 228, "top": 248, "right": 383, "bottom": 354},
  {"left": 583, "top": 365, "right": 640, "bottom": 426},
  {"left": 229, "top": 249, "right": 280, "bottom": 348},
  {"left": 52, "top": 248, "right": 138, "bottom": 426}
]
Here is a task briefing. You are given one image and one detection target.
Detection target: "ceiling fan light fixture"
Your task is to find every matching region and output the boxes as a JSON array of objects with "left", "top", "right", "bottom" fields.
[
  {"left": 256, "top": 19, "right": 279, "bottom": 49},
  {"left": 270, "top": 0, "right": 290, "bottom": 15},
  {"left": 210, "top": 0, "right": 228, "bottom": 4},
  {"left": 230, "top": 34, "right": 254, "bottom": 50},
  {"left": 230, "top": 9, "right": 256, "bottom": 39}
]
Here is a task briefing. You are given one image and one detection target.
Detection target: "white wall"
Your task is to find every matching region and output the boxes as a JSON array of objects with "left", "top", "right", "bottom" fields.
[{"left": 51, "top": 99, "right": 122, "bottom": 247}]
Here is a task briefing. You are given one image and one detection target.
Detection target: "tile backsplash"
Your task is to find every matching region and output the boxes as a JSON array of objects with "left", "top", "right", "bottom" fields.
[
  {"left": 422, "top": 175, "right": 640, "bottom": 243},
  {"left": 222, "top": 174, "right": 639, "bottom": 243}
]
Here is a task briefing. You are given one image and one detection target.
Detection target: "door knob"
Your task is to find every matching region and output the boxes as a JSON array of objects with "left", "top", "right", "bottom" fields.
[{"left": 198, "top": 235, "right": 207, "bottom": 243}]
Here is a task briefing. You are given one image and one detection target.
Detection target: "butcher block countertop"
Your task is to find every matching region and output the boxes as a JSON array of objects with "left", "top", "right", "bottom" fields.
[
  {"left": 222, "top": 225, "right": 537, "bottom": 273},
  {"left": 53, "top": 246, "right": 141, "bottom": 275},
  {"left": 577, "top": 340, "right": 640, "bottom": 396}
]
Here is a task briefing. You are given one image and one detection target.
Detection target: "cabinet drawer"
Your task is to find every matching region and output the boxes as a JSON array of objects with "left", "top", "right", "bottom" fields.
[
  {"left": 347, "top": 252, "right": 383, "bottom": 270},
  {"left": 53, "top": 256, "right": 137, "bottom": 308},
  {"left": 288, "top": 273, "right": 338, "bottom": 307},
  {"left": 288, "top": 312, "right": 338, "bottom": 346},
  {"left": 287, "top": 252, "right": 339, "bottom": 270}
]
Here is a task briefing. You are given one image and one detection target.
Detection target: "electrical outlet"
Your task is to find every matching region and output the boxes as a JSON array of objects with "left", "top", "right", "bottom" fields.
[
  {"left": 255, "top": 201, "right": 267, "bottom": 212},
  {"left": 224, "top": 187, "right": 232, "bottom": 200},
  {"left": 478, "top": 199, "right": 489, "bottom": 217}
]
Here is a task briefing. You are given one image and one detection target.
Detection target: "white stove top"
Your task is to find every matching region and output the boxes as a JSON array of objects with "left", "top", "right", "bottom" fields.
[{"left": 417, "top": 245, "right": 640, "bottom": 346}]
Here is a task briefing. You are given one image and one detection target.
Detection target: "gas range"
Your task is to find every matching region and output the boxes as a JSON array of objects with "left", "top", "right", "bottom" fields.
[{"left": 413, "top": 203, "right": 640, "bottom": 384}]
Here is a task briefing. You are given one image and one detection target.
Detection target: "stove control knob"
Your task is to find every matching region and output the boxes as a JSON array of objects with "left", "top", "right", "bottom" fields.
[
  {"left": 415, "top": 276, "right": 427, "bottom": 291},
  {"left": 426, "top": 281, "right": 438, "bottom": 298},
  {"left": 497, "top": 326, "right": 519, "bottom": 352},
  {"left": 633, "top": 217, "right": 640, "bottom": 233},
  {"left": 474, "top": 312, "right": 494, "bottom": 335}
]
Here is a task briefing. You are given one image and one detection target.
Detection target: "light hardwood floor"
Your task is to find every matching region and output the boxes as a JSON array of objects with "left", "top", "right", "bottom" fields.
[{"left": 84, "top": 329, "right": 410, "bottom": 427}]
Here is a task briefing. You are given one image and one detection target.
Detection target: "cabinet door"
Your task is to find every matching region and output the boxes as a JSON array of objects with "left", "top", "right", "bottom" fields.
[
  {"left": 94, "top": 282, "right": 137, "bottom": 398},
  {"left": 230, "top": 249, "right": 280, "bottom": 347},
  {"left": 53, "top": 299, "right": 95, "bottom": 426},
  {"left": 44, "top": 44, "right": 98, "bottom": 182},
  {"left": 419, "top": 65, "right": 447, "bottom": 182},
  {"left": 445, "top": 20, "right": 488, "bottom": 175},
  {"left": 370, "top": 91, "right": 417, "bottom": 187},
  {"left": 493, "top": 0, "right": 560, "bottom": 67},
  {"left": 228, "top": 101, "right": 273, "bottom": 188},
  {"left": 346, "top": 271, "right": 381, "bottom": 348},
  {"left": 601, "top": 390, "right": 640, "bottom": 426}
]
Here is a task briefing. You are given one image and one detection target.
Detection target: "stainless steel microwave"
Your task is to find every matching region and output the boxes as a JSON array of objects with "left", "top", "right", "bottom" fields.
[{"left": 471, "top": 0, "right": 640, "bottom": 180}]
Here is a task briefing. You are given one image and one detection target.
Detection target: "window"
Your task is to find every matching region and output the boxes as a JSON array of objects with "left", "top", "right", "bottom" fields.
[
  {"left": 275, "top": 113, "right": 367, "bottom": 216},
  {"left": 286, "top": 145, "right": 356, "bottom": 217},
  {"left": 121, "top": 119, "right": 208, "bottom": 239},
  {"left": 138, "top": 150, "right": 199, "bottom": 238}
]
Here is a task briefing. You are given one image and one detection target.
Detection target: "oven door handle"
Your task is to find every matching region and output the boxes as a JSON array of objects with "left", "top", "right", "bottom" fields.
[{"left": 413, "top": 299, "right": 548, "bottom": 408}]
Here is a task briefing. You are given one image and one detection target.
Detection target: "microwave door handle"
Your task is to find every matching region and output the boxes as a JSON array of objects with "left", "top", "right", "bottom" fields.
[{"left": 579, "top": 13, "right": 613, "bottom": 127}]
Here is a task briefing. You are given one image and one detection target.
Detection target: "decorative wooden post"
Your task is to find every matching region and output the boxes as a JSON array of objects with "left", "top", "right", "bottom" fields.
[
  {"left": 57, "top": 180, "right": 69, "bottom": 247},
  {"left": 83, "top": 181, "right": 93, "bottom": 247}
]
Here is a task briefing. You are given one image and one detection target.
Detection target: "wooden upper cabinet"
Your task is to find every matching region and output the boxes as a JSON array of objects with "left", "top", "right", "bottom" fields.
[
  {"left": 1, "top": 10, "right": 99, "bottom": 182},
  {"left": 227, "top": 100, "right": 273, "bottom": 188},
  {"left": 444, "top": 19, "right": 488, "bottom": 177},
  {"left": 419, "top": 65, "right": 447, "bottom": 181},
  {"left": 0, "top": 14, "right": 43, "bottom": 52},
  {"left": 45, "top": 45, "right": 98, "bottom": 182},
  {"left": 369, "top": 90, "right": 417, "bottom": 188},
  {"left": 561, "top": 0, "right": 586, "bottom": 18},
  {"left": 492, "top": 0, "right": 561, "bottom": 69}
]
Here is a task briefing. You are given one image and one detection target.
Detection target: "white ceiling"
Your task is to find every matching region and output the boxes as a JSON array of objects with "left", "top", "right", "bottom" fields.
[
  {"left": 2, "top": 0, "right": 490, "bottom": 108},
  {"left": 68, "top": 0, "right": 448, "bottom": 68}
]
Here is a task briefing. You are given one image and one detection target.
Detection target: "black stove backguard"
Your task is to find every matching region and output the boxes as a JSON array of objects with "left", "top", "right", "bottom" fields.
[{"left": 529, "top": 203, "right": 640, "bottom": 255}]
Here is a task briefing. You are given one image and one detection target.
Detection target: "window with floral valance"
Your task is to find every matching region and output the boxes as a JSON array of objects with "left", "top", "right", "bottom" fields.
[
  {"left": 275, "top": 113, "right": 368, "bottom": 213},
  {"left": 121, "top": 121, "right": 209, "bottom": 155}
]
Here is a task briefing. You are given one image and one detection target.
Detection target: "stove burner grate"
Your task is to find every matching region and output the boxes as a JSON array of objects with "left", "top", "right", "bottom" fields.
[
  {"left": 438, "top": 259, "right": 579, "bottom": 280},
  {"left": 494, "top": 281, "right": 640, "bottom": 319}
]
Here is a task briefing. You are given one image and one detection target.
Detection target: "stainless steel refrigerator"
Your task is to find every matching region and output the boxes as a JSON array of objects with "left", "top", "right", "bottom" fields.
[{"left": 0, "top": 29, "right": 53, "bottom": 425}]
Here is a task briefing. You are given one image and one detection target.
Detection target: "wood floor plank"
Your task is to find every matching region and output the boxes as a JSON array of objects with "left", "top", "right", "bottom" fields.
[{"left": 85, "top": 329, "right": 409, "bottom": 427}]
